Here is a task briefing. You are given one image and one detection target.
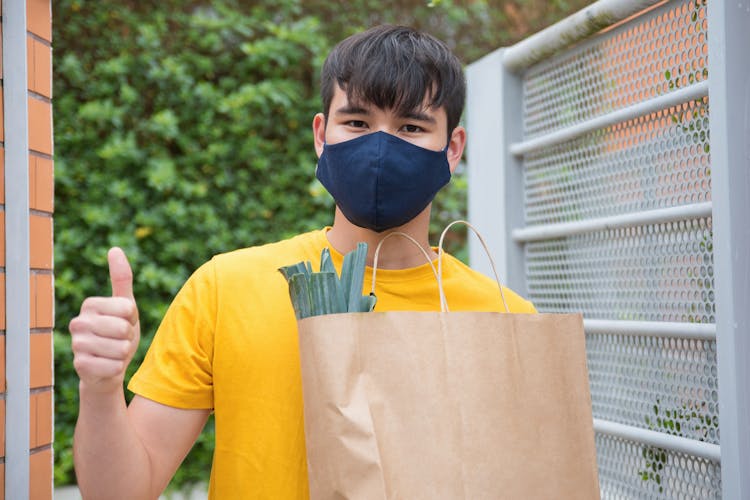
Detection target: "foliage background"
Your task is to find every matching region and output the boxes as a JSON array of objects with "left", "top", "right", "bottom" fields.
[{"left": 53, "top": 0, "right": 589, "bottom": 489}]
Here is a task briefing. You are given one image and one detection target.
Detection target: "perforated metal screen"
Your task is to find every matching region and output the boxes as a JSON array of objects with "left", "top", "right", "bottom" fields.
[
  {"left": 518, "top": 0, "right": 720, "bottom": 497},
  {"left": 596, "top": 434, "right": 721, "bottom": 498},
  {"left": 470, "top": 0, "right": 750, "bottom": 496},
  {"left": 523, "top": 1, "right": 708, "bottom": 139},
  {"left": 525, "top": 217, "right": 715, "bottom": 322}
]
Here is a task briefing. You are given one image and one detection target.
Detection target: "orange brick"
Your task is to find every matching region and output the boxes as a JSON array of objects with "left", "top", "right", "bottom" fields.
[
  {"left": 29, "top": 274, "right": 37, "bottom": 328},
  {"left": 27, "top": 36, "right": 35, "bottom": 93},
  {"left": 0, "top": 212, "right": 5, "bottom": 267},
  {"left": 28, "top": 97, "right": 52, "bottom": 156},
  {"left": 30, "top": 333, "right": 52, "bottom": 389},
  {"left": 29, "top": 214, "right": 53, "bottom": 269},
  {"left": 0, "top": 92, "right": 4, "bottom": 142},
  {"left": 26, "top": 0, "right": 51, "bottom": 43},
  {"left": 0, "top": 463, "right": 4, "bottom": 499},
  {"left": 0, "top": 336, "right": 4, "bottom": 392},
  {"left": 34, "top": 157, "right": 54, "bottom": 213},
  {"left": 29, "top": 448, "right": 52, "bottom": 500},
  {"left": 29, "top": 392, "right": 37, "bottom": 448},
  {"left": 0, "top": 147, "right": 5, "bottom": 204},
  {"left": 0, "top": 400, "right": 5, "bottom": 457},
  {"left": 29, "top": 155, "right": 37, "bottom": 210},
  {"left": 31, "top": 390, "right": 52, "bottom": 448},
  {"left": 35, "top": 273, "right": 53, "bottom": 328},
  {"left": 0, "top": 273, "right": 5, "bottom": 331},
  {"left": 33, "top": 40, "right": 52, "bottom": 99}
]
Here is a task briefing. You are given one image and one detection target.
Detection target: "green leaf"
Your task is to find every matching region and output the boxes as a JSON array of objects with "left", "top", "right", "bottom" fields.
[
  {"left": 341, "top": 242, "right": 368, "bottom": 312},
  {"left": 288, "top": 273, "right": 312, "bottom": 320},
  {"left": 320, "top": 248, "right": 336, "bottom": 275},
  {"left": 310, "top": 272, "right": 346, "bottom": 316},
  {"left": 358, "top": 293, "right": 377, "bottom": 313},
  {"left": 279, "top": 261, "right": 311, "bottom": 282}
]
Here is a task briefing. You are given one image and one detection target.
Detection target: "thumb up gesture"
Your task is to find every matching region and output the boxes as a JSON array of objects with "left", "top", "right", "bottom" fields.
[{"left": 69, "top": 248, "right": 141, "bottom": 394}]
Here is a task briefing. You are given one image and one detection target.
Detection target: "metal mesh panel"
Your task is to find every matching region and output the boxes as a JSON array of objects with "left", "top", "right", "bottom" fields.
[
  {"left": 523, "top": 0, "right": 708, "bottom": 139},
  {"left": 514, "top": 0, "right": 718, "bottom": 495},
  {"left": 524, "top": 98, "right": 710, "bottom": 226},
  {"left": 526, "top": 217, "right": 715, "bottom": 322},
  {"left": 596, "top": 434, "right": 721, "bottom": 499},
  {"left": 587, "top": 333, "right": 719, "bottom": 445}
]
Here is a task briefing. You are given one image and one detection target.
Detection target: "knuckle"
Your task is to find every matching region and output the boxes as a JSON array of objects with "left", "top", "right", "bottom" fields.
[
  {"left": 68, "top": 317, "right": 81, "bottom": 333},
  {"left": 73, "top": 356, "right": 86, "bottom": 375},
  {"left": 118, "top": 321, "right": 132, "bottom": 340},
  {"left": 118, "top": 341, "right": 131, "bottom": 359},
  {"left": 70, "top": 335, "right": 85, "bottom": 353},
  {"left": 114, "top": 360, "right": 127, "bottom": 375}
]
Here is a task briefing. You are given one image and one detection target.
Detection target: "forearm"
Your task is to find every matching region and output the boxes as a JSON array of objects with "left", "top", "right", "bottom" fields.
[{"left": 74, "top": 384, "right": 155, "bottom": 500}]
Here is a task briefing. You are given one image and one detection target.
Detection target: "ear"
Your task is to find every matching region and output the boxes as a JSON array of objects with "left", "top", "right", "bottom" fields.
[
  {"left": 313, "top": 113, "right": 327, "bottom": 158},
  {"left": 446, "top": 126, "right": 466, "bottom": 174}
]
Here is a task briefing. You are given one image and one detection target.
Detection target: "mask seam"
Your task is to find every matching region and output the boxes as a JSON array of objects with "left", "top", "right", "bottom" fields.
[{"left": 374, "top": 132, "right": 383, "bottom": 231}]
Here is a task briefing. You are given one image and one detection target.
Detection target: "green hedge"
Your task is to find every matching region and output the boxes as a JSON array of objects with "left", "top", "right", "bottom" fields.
[{"left": 53, "top": 0, "right": 588, "bottom": 490}]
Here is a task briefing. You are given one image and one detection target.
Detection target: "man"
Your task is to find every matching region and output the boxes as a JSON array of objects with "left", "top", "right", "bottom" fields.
[{"left": 69, "top": 25, "right": 535, "bottom": 499}]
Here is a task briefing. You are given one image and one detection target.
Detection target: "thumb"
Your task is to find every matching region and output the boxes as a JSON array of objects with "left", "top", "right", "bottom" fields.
[{"left": 108, "top": 247, "right": 134, "bottom": 300}]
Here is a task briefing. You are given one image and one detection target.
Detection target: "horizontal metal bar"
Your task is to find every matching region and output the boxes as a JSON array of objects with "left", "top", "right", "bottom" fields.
[
  {"left": 503, "top": 0, "right": 663, "bottom": 72},
  {"left": 584, "top": 319, "right": 716, "bottom": 339},
  {"left": 594, "top": 418, "right": 721, "bottom": 462},
  {"left": 512, "top": 202, "right": 712, "bottom": 242},
  {"left": 510, "top": 81, "right": 709, "bottom": 156}
]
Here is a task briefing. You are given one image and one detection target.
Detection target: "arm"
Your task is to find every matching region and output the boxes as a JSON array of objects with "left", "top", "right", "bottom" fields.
[
  {"left": 70, "top": 248, "right": 210, "bottom": 499},
  {"left": 74, "top": 392, "right": 209, "bottom": 499}
]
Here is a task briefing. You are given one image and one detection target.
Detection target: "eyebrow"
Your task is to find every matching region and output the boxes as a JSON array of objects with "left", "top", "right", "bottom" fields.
[
  {"left": 334, "top": 105, "right": 370, "bottom": 116},
  {"left": 401, "top": 110, "right": 437, "bottom": 124},
  {"left": 334, "top": 105, "right": 437, "bottom": 124}
]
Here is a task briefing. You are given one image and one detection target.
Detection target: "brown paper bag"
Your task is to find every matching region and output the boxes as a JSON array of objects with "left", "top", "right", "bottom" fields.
[{"left": 298, "top": 311, "right": 600, "bottom": 499}]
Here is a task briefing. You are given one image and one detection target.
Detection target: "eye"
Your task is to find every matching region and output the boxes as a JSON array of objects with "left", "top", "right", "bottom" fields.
[
  {"left": 346, "top": 120, "right": 368, "bottom": 129},
  {"left": 401, "top": 124, "right": 424, "bottom": 133}
]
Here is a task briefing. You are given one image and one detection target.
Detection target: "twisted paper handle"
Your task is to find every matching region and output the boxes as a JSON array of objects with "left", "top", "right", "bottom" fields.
[{"left": 370, "top": 222, "right": 510, "bottom": 313}]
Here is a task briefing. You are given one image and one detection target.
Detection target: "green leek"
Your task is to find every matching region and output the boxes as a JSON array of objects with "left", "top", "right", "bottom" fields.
[{"left": 279, "top": 243, "right": 376, "bottom": 319}]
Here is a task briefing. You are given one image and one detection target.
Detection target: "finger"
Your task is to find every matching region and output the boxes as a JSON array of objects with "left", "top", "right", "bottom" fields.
[
  {"left": 108, "top": 247, "right": 134, "bottom": 300},
  {"left": 70, "top": 314, "right": 135, "bottom": 341},
  {"left": 79, "top": 297, "right": 138, "bottom": 324},
  {"left": 73, "top": 352, "right": 127, "bottom": 380},
  {"left": 72, "top": 334, "right": 132, "bottom": 361}
]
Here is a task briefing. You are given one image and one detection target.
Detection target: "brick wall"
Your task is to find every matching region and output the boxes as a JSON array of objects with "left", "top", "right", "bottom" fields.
[{"left": 1, "top": 1, "right": 54, "bottom": 498}]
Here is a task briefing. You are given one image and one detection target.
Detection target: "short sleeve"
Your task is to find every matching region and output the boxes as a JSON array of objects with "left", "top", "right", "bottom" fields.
[
  {"left": 501, "top": 287, "right": 538, "bottom": 314},
  {"left": 127, "top": 259, "right": 216, "bottom": 409}
]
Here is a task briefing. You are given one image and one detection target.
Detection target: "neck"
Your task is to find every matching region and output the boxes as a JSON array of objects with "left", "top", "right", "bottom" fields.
[{"left": 326, "top": 206, "right": 437, "bottom": 269}]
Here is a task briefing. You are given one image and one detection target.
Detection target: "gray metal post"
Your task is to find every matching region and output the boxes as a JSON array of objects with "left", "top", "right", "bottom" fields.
[
  {"left": 466, "top": 49, "right": 527, "bottom": 295},
  {"left": 707, "top": 1, "right": 750, "bottom": 499},
  {"left": 2, "top": 0, "right": 31, "bottom": 497}
]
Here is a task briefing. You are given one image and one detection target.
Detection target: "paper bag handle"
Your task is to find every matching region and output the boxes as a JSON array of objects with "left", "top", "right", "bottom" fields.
[
  {"left": 371, "top": 231, "right": 447, "bottom": 310},
  {"left": 370, "top": 221, "right": 509, "bottom": 313},
  {"left": 437, "top": 220, "right": 509, "bottom": 313}
]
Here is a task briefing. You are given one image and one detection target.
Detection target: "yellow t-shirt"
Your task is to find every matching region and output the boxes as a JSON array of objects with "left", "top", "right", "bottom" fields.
[{"left": 128, "top": 228, "right": 535, "bottom": 499}]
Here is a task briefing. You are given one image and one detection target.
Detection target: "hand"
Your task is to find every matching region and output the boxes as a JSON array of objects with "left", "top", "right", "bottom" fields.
[{"left": 69, "top": 247, "right": 141, "bottom": 394}]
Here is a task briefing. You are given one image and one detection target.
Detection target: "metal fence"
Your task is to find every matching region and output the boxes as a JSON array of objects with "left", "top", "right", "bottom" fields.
[{"left": 466, "top": 0, "right": 749, "bottom": 498}]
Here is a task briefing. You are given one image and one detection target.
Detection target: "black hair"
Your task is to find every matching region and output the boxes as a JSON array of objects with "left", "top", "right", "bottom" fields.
[{"left": 320, "top": 25, "right": 466, "bottom": 135}]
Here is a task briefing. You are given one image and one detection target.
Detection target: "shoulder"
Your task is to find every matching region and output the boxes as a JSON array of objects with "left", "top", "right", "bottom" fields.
[
  {"left": 211, "top": 230, "right": 326, "bottom": 272},
  {"left": 211, "top": 228, "right": 327, "bottom": 276},
  {"left": 442, "top": 254, "right": 537, "bottom": 313}
]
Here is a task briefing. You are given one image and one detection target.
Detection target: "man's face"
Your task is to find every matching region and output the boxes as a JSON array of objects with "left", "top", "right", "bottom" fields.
[
  {"left": 324, "top": 85, "right": 449, "bottom": 151},
  {"left": 312, "top": 85, "right": 466, "bottom": 174}
]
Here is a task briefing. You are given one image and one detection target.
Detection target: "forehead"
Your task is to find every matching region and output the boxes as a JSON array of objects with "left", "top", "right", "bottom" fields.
[{"left": 331, "top": 85, "right": 446, "bottom": 121}]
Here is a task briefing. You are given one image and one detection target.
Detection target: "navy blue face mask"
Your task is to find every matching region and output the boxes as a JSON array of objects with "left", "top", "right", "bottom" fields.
[{"left": 316, "top": 131, "right": 451, "bottom": 232}]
